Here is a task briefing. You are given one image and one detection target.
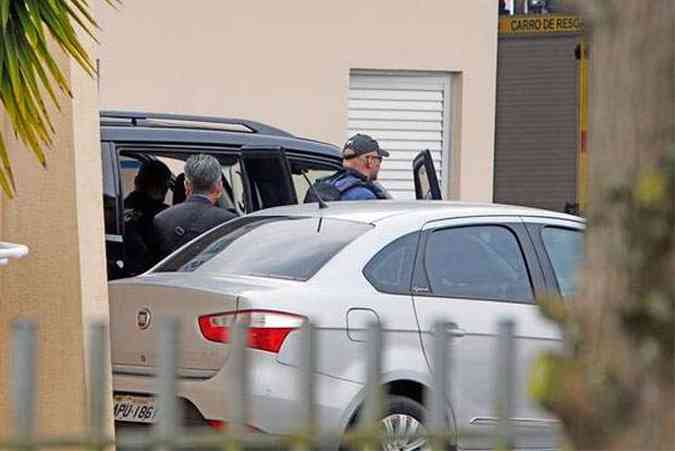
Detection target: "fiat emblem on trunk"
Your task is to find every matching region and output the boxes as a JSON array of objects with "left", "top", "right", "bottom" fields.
[{"left": 137, "top": 308, "right": 151, "bottom": 330}]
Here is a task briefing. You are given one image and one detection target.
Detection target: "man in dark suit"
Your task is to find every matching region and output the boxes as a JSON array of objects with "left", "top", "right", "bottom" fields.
[
  {"left": 123, "top": 159, "right": 171, "bottom": 276},
  {"left": 154, "top": 154, "right": 238, "bottom": 259}
]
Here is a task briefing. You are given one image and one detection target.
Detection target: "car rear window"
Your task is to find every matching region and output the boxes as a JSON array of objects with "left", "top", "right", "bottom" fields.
[
  {"left": 154, "top": 216, "right": 373, "bottom": 281},
  {"left": 363, "top": 232, "right": 420, "bottom": 295}
]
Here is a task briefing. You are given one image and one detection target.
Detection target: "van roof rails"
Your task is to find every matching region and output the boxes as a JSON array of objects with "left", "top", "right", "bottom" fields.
[{"left": 99, "top": 111, "right": 294, "bottom": 137}]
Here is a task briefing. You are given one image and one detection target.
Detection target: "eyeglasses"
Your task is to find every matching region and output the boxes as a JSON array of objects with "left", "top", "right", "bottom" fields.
[{"left": 366, "top": 155, "right": 383, "bottom": 163}]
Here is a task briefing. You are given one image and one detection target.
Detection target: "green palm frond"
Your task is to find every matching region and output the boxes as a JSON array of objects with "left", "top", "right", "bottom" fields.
[{"left": 0, "top": 0, "right": 119, "bottom": 198}]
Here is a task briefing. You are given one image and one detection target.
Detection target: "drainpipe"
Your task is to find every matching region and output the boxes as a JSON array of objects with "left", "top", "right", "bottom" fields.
[{"left": 0, "top": 242, "right": 29, "bottom": 266}]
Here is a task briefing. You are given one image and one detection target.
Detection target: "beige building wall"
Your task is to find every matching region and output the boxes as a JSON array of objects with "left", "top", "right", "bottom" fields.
[
  {"left": 0, "top": 35, "right": 111, "bottom": 436},
  {"left": 98, "top": 0, "right": 498, "bottom": 201}
]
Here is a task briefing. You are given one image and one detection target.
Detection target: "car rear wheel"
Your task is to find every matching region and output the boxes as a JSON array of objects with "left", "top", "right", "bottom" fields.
[
  {"left": 381, "top": 396, "right": 429, "bottom": 451},
  {"left": 344, "top": 395, "right": 430, "bottom": 451}
]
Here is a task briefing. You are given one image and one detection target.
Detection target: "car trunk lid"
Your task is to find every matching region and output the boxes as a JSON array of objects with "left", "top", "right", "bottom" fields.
[{"left": 109, "top": 273, "right": 283, "bottom": 375}]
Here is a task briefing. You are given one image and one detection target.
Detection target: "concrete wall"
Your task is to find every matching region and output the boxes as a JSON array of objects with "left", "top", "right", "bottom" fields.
[
  {"left": 0, "top": 35, "right": 111, "bottom": 436},
  {"left": 98, "top": 0, "right": 498, "bottom": 201}
]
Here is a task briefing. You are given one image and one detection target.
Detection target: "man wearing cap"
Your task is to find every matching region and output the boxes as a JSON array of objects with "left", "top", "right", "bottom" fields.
[{"left": 305, "top": 134, "right": 389, "bottom": 202}]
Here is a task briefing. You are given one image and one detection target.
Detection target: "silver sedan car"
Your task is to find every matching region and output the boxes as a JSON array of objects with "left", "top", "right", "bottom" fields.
[{"left": 110, "top": 201, "right": 584, "bottom": 450}]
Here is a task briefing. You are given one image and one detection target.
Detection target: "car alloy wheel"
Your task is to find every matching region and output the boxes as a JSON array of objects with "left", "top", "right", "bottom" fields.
[{"left": 381, "top": 413, "right": 429, "bottom": 451}]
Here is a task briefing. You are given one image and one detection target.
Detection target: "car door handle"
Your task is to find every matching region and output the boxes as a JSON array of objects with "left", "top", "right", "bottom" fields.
[
  {"left": 447, "top": 322, "right": 466, "bottom": 337},
  {"left": 426, "top": 323, "right": 465, "bottom": 337}
]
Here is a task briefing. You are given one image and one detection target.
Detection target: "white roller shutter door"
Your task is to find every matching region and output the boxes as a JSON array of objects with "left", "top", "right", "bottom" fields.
[{"left": 348, "top": 72, "right": 451, "bottom": 200}]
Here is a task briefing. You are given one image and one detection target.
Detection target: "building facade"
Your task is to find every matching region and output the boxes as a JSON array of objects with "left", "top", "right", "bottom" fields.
[
  {"left": 494, "top": 12, "right": 584, "bottom": 213},
  {"left": 97, "top": 0, "right": 499, "bottom": 201}
]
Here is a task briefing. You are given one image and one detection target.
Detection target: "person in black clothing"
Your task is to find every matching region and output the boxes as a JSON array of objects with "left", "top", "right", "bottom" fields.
[
  {"left": 123, "top": 159, "right": 172, "bottom": 276},
  {"left": 154, "top": 154, "right": 237, "bottom": 259}
]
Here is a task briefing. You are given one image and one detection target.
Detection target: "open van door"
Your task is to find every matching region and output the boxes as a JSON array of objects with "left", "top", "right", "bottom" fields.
[
  {"left": 413, "top": 149, "right": 442, "bottom": 200},
  {"left": 239, "top": 146, "right": 298, "bottom": 212}
]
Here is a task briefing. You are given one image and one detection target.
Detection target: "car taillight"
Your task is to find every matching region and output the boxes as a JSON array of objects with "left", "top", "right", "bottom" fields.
[
  {"left": 207, "top": 420, "right": 226, "bottom": 431},
  {"left": 198, "top": 312, "right": 234, "bottom": 343},
  {"left": 206, "top": 420, "right": 264, "bottom": 433},
  {"left": 198, "top": 310, "right": 305, "bottom": 353}
]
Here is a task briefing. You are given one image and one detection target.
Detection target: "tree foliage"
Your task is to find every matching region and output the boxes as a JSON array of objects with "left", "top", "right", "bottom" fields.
[
  {"left": 530, "top": 1, "right": 674, "bottom": 449},
  {"left": 0, "top": 0, "right": 116, "bottom": 198}
]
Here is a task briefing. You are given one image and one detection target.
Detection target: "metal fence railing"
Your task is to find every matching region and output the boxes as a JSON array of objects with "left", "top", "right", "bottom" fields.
[{"left": 2, "top": 317, "right": 552, "bottom": 451}]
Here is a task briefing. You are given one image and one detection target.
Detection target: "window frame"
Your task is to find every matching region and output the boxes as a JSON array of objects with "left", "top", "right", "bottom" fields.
[
  {"left": 523, "top": 217, "right": 586, "bottom": 297},
  {"left": 286, "top": 154, "right": 343, "bottom": 204},
  {"left": 114, "top": 145, "right": 240, "bottom": 212},
  {"left": 349, "top": 70, "right": 454, "bottom": 197},
  {"left": 412, "top": 216, "right": 546, "bottom": 305},
  {"left": 363, "top": 231, "right": 422, "bottom": 295},
  {"left": 102, "top": 141, "right": 126, "bottom": 280},
  {"left": 101, "top": 141, "right": 121, "bottom": 236}
]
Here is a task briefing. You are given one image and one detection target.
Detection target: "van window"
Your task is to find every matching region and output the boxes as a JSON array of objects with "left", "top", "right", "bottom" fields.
[
  {"left": 118, "top": 155, "right": 181, "bottom": 206},
  {"left": 288, "top": 159, "right": 339, "bottom": 203}
]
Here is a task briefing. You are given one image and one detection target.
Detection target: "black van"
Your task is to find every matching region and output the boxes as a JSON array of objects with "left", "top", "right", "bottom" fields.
[{"left": 101, "top": 111, "right": 441, "bottom": 280}]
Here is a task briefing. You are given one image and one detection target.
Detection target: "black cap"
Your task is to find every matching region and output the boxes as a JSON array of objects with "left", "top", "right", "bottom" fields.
[{"left": 343, "top": 133, "right": 390, "bottom": 159}]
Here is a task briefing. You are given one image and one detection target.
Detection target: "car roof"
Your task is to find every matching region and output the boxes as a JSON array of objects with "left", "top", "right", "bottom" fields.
[
  {"left": 251, "top": 200, "right": 586, "bottom": 225},
  {"left": 99, "top": 111, "right": 342, "bottom": 160}
]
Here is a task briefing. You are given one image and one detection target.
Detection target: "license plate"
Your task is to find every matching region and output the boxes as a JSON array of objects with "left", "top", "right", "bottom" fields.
[{"left": 113, "top": 394, "right": 158, "bottom": 423}]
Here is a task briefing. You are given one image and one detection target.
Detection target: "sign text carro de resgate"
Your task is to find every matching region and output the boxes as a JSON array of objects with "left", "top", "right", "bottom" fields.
[{"left": 499, "top": 15, "right": 583, "bottom": 34}]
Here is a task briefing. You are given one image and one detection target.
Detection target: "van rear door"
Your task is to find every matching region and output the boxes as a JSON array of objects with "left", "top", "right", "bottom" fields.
[{"left": 239, "top": 146, "right": 297, "bottom": 212}]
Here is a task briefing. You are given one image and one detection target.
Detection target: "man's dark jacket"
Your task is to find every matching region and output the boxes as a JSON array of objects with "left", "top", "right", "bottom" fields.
[
  {"left": 154, "top": 195, "right": 237, "bottom": 259},
  {"left": 123, "top": 191, "right": 168, "bottom": 277}
]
